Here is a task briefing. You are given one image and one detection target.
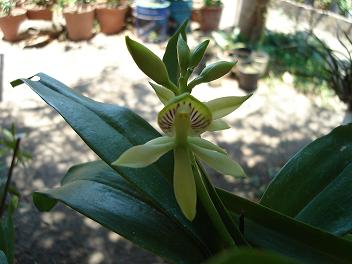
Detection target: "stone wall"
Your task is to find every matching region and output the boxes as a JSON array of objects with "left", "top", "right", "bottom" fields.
[{"left": 271, "top": 0, "right": 352, "bottom": 35}]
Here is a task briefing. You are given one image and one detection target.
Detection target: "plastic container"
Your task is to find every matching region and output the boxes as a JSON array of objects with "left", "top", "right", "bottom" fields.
[
  {"left": 169, "top": 0, "right": 192, "bottom": 33},
  {"left": 134, "top": 0, "right": 170, "bottom": 43}
]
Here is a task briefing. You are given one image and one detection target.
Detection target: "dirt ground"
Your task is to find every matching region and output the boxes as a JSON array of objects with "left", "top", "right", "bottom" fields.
[{"left": 0, "top": 15, "right": 347, "bottom": 264}]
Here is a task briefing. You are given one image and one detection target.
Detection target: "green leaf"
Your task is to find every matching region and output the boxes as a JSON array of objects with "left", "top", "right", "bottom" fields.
[
  {"left": 177, "top": 35, "right": 191, "bottom": 75},
  {"left": 33, "top": 161, "right": 207, "bottom": 263},
  {"left": 149, "top": 82, "right": 175, "bottom": 105},
  {"left": 191, "top": 145, "right": 245, "bottom": 178},
  {"left": 205, "top": 249, "right": 299, "bottom": 264},
  {"left": 207, "top": 119, "right": 230, "bottom": 132},
  {"left": 188, "top": 61, "right": 235, "bottom": 89},
  {"left": 0, "top": 196, "right": 16, "bottom": 264},
  {"left": 125, "top": 37, "right": 173, "bottom": 90},
  {"left": 174, "top": 147, "right": 197, "bottom": 221},
  {"left": 163, "top": 20, "right": 188, "bottom": 85},
  {"left": 260, "top": 124, "right": 352, "bottom": 235},
  {"left": 206, "top": 95, "right": 252, "bottom": 120},
  {"left": 11, "top": 73, "right": 212, "bottom": 259},
  {"left": 112, "top": 137, "right": 174, "bottom": 168},
  {"left": 218, "top": 188, "right": 352, "bottom": 263},
  {"left": 0, "top": 251, "right": 7, "bottom": 264},
  {"left": 190, "top": 40, "right": 210, "bottom": 69},
  {"left": 188, "top": 137, "right": 227, "bottom": 154}
]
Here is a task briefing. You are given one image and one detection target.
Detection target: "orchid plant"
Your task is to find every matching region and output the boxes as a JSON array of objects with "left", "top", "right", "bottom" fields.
[
  {"left": 10, "top": 20, "right": 352, "bottom": 264},
  {"left": 112, "top": 35, "right": 251, "bottom": 221}
]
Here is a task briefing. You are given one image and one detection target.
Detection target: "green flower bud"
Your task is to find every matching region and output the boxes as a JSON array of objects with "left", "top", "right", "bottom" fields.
[
  {"left": 177, "top": 35, "right": 191, "bottom": 75},
  {"left": 188, "top": 61, "right": 236, "bottom": 89},
  {"left": 125, "top": 36, "right": 171, "bottom": 88},
  {"left": 190, "top": 40, "right": 209, "bottom": 69}
]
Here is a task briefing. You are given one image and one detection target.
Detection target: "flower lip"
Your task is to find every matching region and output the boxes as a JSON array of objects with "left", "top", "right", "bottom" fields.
[{"left": 158, "top": 93, "right": 212, "bottom": 136}]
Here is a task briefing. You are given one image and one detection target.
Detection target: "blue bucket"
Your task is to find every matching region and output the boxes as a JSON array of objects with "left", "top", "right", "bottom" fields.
[
  {"left": 169, "top": 0, "right": 192, "bottom": 32},
  {"left": 134, "top": 1, "right": 170, "bottom": 43}
]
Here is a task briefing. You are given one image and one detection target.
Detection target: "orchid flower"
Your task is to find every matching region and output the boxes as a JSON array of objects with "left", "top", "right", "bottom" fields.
[{"left": 112, "top": 32, "right": 251, "bottom": 221}]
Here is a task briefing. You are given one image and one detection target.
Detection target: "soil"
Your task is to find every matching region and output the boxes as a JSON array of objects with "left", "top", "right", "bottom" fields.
[{"left": 0, "top": 23, "right": 346, "bottom": 264}]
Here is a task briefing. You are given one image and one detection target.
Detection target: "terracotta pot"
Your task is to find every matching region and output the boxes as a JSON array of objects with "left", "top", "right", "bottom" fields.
[
  {"left": 27, "top": 8, "right": 53, "bottom": 21},
  {"left": 191, "top": 8, "right": 201, "bottom": 23},
  {"left": 237, "top": 66, "right": 260, "bottom": 92},
  {"left": 96, "top": 6, "right": 127, "bottom": 35},
  {"left": 0, "top": 10, "right": 27, "bottom": 42},
  {"left": 199, "top": 5, "right": 222, "bottom": 32},
  {"left": 63, "top": 9, "right": 95, "bottom": 41}
]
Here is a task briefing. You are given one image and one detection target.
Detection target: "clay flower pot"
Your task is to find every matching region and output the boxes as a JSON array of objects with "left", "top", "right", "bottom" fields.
[
  {"left": 96, "top": 5, "right": 127, "bottom": 35},
  {"left": 63, "top": 9, "right": 95, "bottom": 41},
  {"left": 27, "top": 7, "right": 53, "bottom": 20},
  {"left": 199, "top": 5, "right": 222, "bottom": 32},
  {"left": 0, "top": 9, "right": 27, "bottom": 42},
  {"left": 237, "top": 64, "right": 261, "bottom": 92}
]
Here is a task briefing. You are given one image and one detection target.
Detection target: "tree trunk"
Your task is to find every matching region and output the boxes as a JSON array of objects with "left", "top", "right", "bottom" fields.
[{"left": 238, "top": 0, "right": 270, "bottom": 44}]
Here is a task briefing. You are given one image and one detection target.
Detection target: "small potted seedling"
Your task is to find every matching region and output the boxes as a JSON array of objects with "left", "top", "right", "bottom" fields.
[
  {"left": 95, "top": 0, "right": 128, "bottom": 35},
  {"left": 26, "top": 0, "right": 54, "bottom": 21},
  {"left": 61, "top": 0, "right": 95, "bottom": 41},
  {"left": 0, "top": 0, "right": 26, "bottom": 41},
  {"left": 199, "top": 0, "right": 222, "bottom": 32}
]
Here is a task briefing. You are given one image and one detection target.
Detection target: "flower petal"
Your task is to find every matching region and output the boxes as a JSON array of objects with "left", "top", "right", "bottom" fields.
[
  {"left": 174, "top": 147, "right": 197, "bottom": 221},
  {"left": 188, "top": 137, "right": 227, "bottom": 154},
  {"left": 158, "top": 93, "right": 212, "bottom": 136},
  {"left": 191, "top": 145, "right": 245, "bottom": 178},
  {"left": 207, "top": 119, "right": 231, "bottom": 132},
  {"left": 112, "top": 138, "right": 174, "bottom": 168},
  {"left": 149, "top": 82, "right": 175, "bottom": 105},
  {"left": 205, "top": 95, "right": 252, "bottom": 120}
]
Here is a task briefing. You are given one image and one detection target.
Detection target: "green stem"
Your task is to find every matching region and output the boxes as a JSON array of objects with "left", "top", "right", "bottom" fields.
[
  {"left": 0, "top": 138, "right": 20, "bottom": 217},
  {"left": 191, "top": 154, "right": 236, "bottom": 248},
  {"left": 197, "top": 163, "right": 250, "bottom": 247},
  {"left": 166, "top": 80, "right": 180, "bottom": 95},
  {"left": 178, "top": 76, "right": 188, "bottom": 93}
]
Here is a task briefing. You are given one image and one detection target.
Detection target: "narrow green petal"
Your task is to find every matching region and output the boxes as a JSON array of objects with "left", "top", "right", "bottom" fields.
[
  {"left": 191, "top": 145, "right": 245, "bottom": 178},
  {"left": 145, "top": 136, "right": 174, "bottom": 145},
  {"left": 174, "top": 147, "right": 197, "bottom": 221},
  {"left": 205, "top": 94, "right": 252, "bottom": 120},
  {"left": 188, "top": 137, "right": 227, "bottom": 154},
  {"left": 149, "top": 82, "right": 175, "bottom": 105},
  {"left": 207, "top": 119, "right": 231, "bottom": 132},
  {"left": 112, "top": 139, "right": 174, "bottom": 168}
]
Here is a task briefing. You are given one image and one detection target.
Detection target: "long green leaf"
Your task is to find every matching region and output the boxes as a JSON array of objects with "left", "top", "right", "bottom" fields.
[
  {"left": 205, "top": 249, "right": 299, "bottom": 264},
  {"left": 218, "top": 188, "right": 352, "bottom": 263},
  {"left": 33, "top": 161, "right": 207, "bottom": 264},
  {"left": 260, "top": 124, "right": 352, "bottom": 235},
  {"left": 12, "top": 73, "right": 212, "bottom": 259},
  {"left": 0, "top": 196, "right": 16, "bottom": 264}
]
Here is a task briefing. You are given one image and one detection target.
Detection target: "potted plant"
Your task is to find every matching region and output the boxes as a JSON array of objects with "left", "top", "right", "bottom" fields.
[
  {"left": 231, "top": 48, "right": 269, "bottom": 89},
  {"left": 199, "top": 0, "right": 222, "bottom": 32},
  {"left": 95, "top": 0, "right": 128, "bottom": 35},
  {"left": 168, "top": 0, "right": 192, "bottom": 33},
  {"left": 312, "top": 33, "right": 352, "bottom": 123},
  {"left": 26, "top": 0, "right": 54, "bottom": 21},
  {"left": 0, "top": 0, "right": 26, "bottom": 41},
  {"left": 61, "top": 0, "right": 95, "bottom": 41}
]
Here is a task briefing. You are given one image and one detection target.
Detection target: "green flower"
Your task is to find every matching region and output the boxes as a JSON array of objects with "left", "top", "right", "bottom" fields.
[{"left": 112, "top": 93, "right": 248, "bottom": 221}]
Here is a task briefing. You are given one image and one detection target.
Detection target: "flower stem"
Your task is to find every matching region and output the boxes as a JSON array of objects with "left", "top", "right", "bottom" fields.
[
  {"left": 0, "top": 138, "right": 20, "bottom": 217},
  {"left": 191, "top": 154, "right": 236, "bottom": 248}
]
